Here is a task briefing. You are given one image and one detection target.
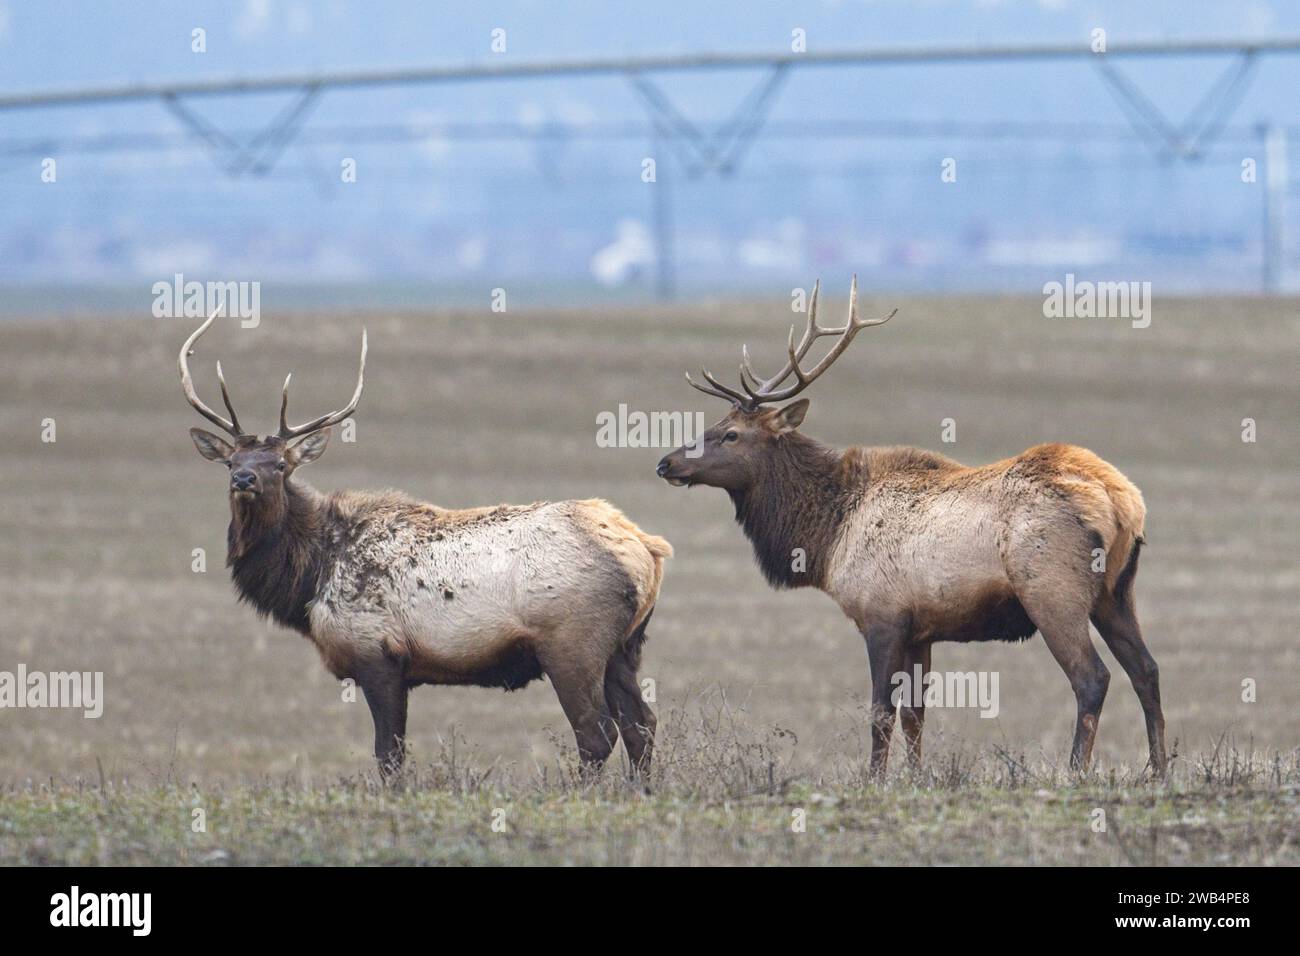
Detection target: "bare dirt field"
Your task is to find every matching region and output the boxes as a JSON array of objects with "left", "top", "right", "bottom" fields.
[{"left": 0, "top": 294, "right": 1296, "bottom": 864}]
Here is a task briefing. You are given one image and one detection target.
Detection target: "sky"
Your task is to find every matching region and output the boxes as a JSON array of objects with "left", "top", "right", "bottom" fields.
[{"left": 3, "top": 0, "right": 1300, "bottom": 304}]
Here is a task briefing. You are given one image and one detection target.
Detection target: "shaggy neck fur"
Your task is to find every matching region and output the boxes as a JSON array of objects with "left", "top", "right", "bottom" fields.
[
  {"left": 227, "top": 479, "right": 328, "bottom": 635},
  {"left": 727, "top": 432, "right": 853, "bottom": 590}
]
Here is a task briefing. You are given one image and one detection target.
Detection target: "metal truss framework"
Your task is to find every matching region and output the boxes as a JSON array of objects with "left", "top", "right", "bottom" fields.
[
  {"left": 3, "top": 37, "right": 1298, "bottom": 292},
  {"left": 1094, "top": 52, "right": 1260, "bottom": 160},
  {"left": 159, "top": 84, "right": 323, "bottom": 176}
]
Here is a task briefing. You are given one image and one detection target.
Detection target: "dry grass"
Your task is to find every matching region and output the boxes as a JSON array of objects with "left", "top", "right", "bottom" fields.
[
  {"left": 0, "top": 294, "right": 1296, "bottom": 863},
  {"left": 2, "top": 696, "right": 1295, "bottom": 865}
]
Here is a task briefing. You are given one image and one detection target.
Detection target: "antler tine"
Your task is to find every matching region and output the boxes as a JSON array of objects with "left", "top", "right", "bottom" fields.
[
  {"left": 739, "top": 279, "right": 824, "bottom": 396},
  {"left": 685, "top": 367, "right": 750, "bottom": 406},
  {"left": 684, "top": 278, "right": 895, "bottom": 408},
  {"left": 742, "top": 275, "right": 896, "bottom": 405},
  {"left": 738, "top": 350, "right": 765, "bottom": 401},
  {"left": 178, "top": 305, "right": 244, "bottom": 438},
  {"left": 277, "top": 328, "right": 368, "bottom": 440},
  {"left": 815, "top": 275, "right": 895, "bottom": 335},
  {"left": 790, "top": 276, "right": 826, "bottom": 358},
  {"left": 278, "top": 372, "right": 294, "bottom": 437},
  {"left": 685, "top": 370, "right": 738, "bottom": 403},
  {"left": 214, "top": 361, "right": 242, "bottom": 436}
]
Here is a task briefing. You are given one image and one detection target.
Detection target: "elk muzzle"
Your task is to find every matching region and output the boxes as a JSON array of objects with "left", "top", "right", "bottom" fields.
[
  {"left": 231, "top": 469, "right": 258, "bottom": 496},
  {"left": 656, "top": 452, "right": 691, "bottom": 487}
]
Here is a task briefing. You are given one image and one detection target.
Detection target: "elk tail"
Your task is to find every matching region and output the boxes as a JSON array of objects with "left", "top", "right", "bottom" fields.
[
  {"left": 625, "top": 605, "right": 655, "bottom": 657},
  {"left": 577, "top": 499, "right": 672, "bottom": 643},
  {"left": 626, "top": 530, "right": 672, "bottom": 641},
  {"left": 1100, "top": 472, "right": 1146, "bottom": 595},
  {"left": 1111, "top": 537, "right": 1143, "bottom": 611},
  {"left": 636, "top": 532, "right": 674, "bottom": 561}
]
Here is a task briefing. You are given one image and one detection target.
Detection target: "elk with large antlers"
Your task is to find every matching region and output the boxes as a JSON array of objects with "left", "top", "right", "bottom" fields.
[
  {"left": 657, "top": 279, "right": 1165, "bottom": 776},
  {"left": 181, "top": 311, "right": 671, "bottom": 776}
]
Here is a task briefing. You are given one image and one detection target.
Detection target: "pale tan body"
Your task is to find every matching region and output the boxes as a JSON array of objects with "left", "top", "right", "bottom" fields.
[
  {"left": 826, "top": 443, "right": 1145, "bottom": 636},
  {"left": 310, "top": 493, "right": 669, "bottom": 686},
  {"left": 304, "top": 492, "right": 670, "bottom": 774},
  {"left": 824, "top": 442, "right": 1159, "bottom": 775}
]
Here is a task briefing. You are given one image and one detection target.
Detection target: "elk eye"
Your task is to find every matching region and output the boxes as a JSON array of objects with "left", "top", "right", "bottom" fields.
[
  {"left": 722, "top": 431, "right": 739, "bottom": 443},
  {"left": 276, "top": 461, "right": 287, "bottom": 472}
]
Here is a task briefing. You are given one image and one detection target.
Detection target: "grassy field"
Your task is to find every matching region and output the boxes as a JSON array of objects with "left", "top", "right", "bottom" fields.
[
  {"left": 4, "top": 777, "right": 1297, "bottom": 866},
  {"left": 0, "top": 294, "right": 1296, "bottom": 864}
]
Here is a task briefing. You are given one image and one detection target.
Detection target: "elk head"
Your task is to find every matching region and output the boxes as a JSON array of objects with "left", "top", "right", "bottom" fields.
[
  {"left": 179, "top": 308, "right": 366, "bottom": 521},
  {"left": 656, "top": 277, "right": 895, "bottom": 491}
]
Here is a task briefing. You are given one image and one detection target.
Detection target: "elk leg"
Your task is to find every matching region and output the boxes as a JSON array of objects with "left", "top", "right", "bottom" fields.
[
  {"left": 542, "top": 651, "right": 618, "bottom": 777},
  {"left": 1092, "top": 597, "right": 1166, "bottom": 776},
  {"left": 1007, "top": 526, "right": 1111, "bottom": 772},
  {"left": 360, "top": 665, "right": 409, "bottom": 779},
  {"left": 899, "top": 642, "right": 931, "bottom": 769},
  {"left": 604, "top": 651, "right": 656, "bottom": 776},
  {"left": 863, "top": 620, "right": 908, "bottom": 779},
  {"left": 1021, "top": 599, "right": 1109, "bottom": 772}
]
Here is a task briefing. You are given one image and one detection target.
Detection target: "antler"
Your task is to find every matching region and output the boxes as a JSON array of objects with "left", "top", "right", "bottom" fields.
[
  {"left": 739, "top": 278, "right": 824, "bottom": 401},
  {"left": 684, "top": 366, "right": 753, "bottom": 405},
  {"left": 179, "top": 306, "right": 245, "bottom": 438},
  {"left": 277, "top": 329, "right": 368, "bottom": 440},
  {"left": 689, "top": 276, "right": 896, "bottom": 409}
]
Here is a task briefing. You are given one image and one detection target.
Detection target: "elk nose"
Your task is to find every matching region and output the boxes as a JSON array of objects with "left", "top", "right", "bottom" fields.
[
  {"left": 655, "top": 457, "right": 671, "bottom": 478},
  {"left": 231, "top": 470, "right": 256, "bottom": 489}
]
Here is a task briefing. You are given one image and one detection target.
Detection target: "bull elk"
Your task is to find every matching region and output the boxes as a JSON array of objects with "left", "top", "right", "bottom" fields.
[
  {"left": 657, "top": 278, "right": 1166, "bottom": 777},
  {"left": 180, "top": 312, "right": 671, "bottom": 777}
]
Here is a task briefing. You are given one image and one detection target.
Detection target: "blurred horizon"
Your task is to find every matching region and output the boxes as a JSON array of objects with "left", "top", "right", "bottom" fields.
[{"left": 4, "top": 0, "right": 1300, "bottom": 308}]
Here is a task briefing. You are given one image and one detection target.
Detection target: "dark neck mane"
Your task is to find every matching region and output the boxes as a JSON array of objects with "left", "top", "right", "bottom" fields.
[
  {"left": 227, "top": 481, "right": 327, "bottom": 634},
  {"left": 728, "top": 434, "right": 853, "bottom": 590}
]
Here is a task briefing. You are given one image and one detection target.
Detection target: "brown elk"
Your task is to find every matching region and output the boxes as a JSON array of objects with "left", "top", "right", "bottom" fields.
[
  {"left": 180, "top": 311, "right": 671, "bottom": 777},
  {"left": 657, "top": 278, "right": 1166, "bottom": 777}
]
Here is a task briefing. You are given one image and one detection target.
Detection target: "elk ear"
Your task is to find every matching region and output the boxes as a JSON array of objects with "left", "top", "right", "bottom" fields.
[
  {"left": 190, "top": 427, "right": 234, "bottom": 463},
  {"left": 772, "top": 399, "right": 810, "bottom": 433},
  {"left": 287, "top": 429, "right": 330, "bottom": 467}
]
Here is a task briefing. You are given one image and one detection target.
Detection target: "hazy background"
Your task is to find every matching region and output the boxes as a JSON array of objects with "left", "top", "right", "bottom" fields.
[
  {"left": 3, "top": 0, "right": 1300, "bottom": 308},
  {"left": 0, "top": 2, "right": 1296, "bottom": 791}
]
